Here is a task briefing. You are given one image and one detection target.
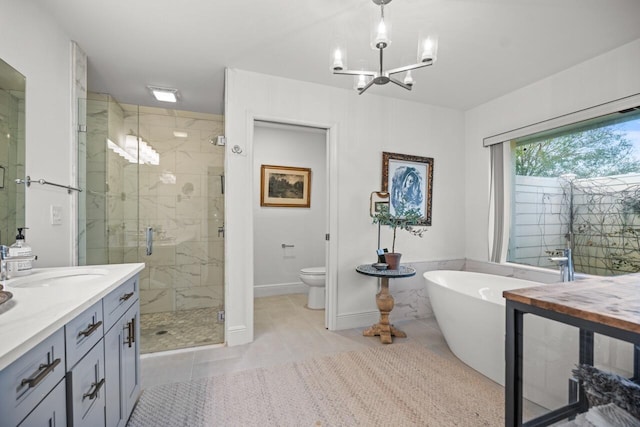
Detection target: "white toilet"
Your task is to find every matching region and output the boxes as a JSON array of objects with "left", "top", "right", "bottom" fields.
[{"left": 299, "top": 267, "right": 326, "bottom": 309}]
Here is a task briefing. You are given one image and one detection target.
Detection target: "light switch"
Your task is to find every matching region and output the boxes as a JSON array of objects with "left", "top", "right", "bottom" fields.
[{"left": 50, "top": 205, "right": 62, "bottom": 225}]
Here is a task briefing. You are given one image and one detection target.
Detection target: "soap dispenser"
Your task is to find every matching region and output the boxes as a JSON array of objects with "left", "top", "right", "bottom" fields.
[{"left": 7, "top": 227, "right": 34, "bottom": 277}]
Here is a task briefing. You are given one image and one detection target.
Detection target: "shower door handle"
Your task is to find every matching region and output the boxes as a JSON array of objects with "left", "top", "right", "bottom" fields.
[{"left": 146, "top": 227, "right": 153, "bottom": 256}]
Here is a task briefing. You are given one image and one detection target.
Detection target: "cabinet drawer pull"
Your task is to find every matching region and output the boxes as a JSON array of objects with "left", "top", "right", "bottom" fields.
[
  {"left": 125, "top": 320, "right": 134, "bottom": 348},
  {"left": 119, "top": 292, "right": 134, "bottom": 302},
  {"left": 82, "top": 378, "right": 105, "bottom": 401},
  {"left": 78, "top": 320, "right": 103, "bottom": 338},
  {"left": 21, "top": 358, "right": 61, "bottom": 388}
]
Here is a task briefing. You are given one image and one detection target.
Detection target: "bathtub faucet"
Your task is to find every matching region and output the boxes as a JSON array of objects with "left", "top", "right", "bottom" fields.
[{"left": 549, "top": 248, "right": 575, "bottom": 282}]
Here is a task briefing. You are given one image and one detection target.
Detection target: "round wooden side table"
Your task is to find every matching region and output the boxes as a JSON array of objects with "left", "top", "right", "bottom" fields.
[{"left": 356, "top": 264, "right": 416, "bottom": 344}]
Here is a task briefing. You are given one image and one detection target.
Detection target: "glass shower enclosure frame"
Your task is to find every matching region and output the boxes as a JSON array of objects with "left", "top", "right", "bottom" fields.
[{"left": 78, "top": 94, "right": 225, "bottom": 353}]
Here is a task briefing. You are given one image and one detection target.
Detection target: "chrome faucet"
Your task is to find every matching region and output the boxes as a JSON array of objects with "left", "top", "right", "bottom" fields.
[
  {"left": 549, "top": 248, "right": 575, "bottom": 282},
  {"left": 0, "top": 245, "right": 38, "bottom": 280}
]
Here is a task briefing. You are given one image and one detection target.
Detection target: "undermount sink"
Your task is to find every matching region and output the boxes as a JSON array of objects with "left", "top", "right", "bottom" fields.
[{"left": 8, "top": 268, "right": 109, "bottom": 288}]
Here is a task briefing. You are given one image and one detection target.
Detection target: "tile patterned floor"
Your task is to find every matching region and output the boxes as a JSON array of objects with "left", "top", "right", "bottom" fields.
[{"left": 140, "top": 307, "right": 224, "bottom": 354}]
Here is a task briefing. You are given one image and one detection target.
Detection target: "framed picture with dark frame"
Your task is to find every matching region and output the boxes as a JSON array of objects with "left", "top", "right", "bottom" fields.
[
  {"left": 382, "top": 152, "right": 434, "bottom": 225},
  {"left": 260, "top": 164, "right": 312, "bottom": 208}
]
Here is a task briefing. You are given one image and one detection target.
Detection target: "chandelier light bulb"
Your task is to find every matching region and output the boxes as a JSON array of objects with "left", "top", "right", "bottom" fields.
[
  {"left": 403, "top": 70, "right": 414, "bottom": 86},
  {"left": 332, "top": 49, "right": 344, "bottom": 70},
  {"left": 420, "top": 38, "right": 435, "bottom": 63},
  {"left": 356, "top": 74, "right": 367, "bottom": 90},
  {"left": 375, "top": 18, "right": 389, "bottom": 48}
]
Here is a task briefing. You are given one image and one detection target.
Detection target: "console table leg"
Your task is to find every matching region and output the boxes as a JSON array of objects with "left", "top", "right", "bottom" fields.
[
  {"left": 363, "top": 277, "right": 406, "bottom": 344},
  {"left": 505, "top": 301, "right": 523, "bottom": 427}
]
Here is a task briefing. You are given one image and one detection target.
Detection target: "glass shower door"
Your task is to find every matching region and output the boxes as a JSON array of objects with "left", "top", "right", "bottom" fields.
[{"left": 79, "top": 96, "right": 225, "bottom": 353}]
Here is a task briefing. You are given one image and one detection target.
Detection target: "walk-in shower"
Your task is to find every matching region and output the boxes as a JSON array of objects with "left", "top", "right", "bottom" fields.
[{"left": 78, "top": 93, "right": 225, "bottom": 353}]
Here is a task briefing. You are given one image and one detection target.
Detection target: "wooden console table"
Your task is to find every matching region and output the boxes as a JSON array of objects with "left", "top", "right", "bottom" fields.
[
  {"left": 503, "top": 275, "right": 640, "bottom": 427},
  {"left": 356, "top": 264, "right": 416, "bottom": 344}
]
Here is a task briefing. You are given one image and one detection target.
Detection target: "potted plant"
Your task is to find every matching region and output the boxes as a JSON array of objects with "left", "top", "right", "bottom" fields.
[{"left": 372, "top": 202, "right": 425, "bottom": 269}]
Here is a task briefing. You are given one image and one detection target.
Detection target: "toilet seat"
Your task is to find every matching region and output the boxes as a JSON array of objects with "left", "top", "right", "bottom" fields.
[
  {"left": 300, "top": 267, "right": 325, "bottom": 276},
  {"left": 300, "top": 266, "right": 326, "bottom": 310}
]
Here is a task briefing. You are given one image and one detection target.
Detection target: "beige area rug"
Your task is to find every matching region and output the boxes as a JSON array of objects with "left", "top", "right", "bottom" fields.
[{"left": 127, "top": 343, "right": 504, "bottom": 426}]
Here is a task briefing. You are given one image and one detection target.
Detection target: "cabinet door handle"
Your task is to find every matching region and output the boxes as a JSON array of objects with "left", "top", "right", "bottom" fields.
[
  {"left": 82, "top": 378, "right": 105, "bottom": 401},
  {"left": 78, "top": 320, "right": 103, "bottom": 338},
  {"left": 128, "top": 320, "right": 133, "bottom": 347},
  {"left": 131, "top": 317, "right": 136, "bottom": 344},
  {"left": 21, "top": 358, "right": 61, "bottom": 388},
  {"left": 119, "top": 291, "right": 134, "bottom": 302},
  {"left": 124, "top": 321, "right": 133, "bottom": 348}
]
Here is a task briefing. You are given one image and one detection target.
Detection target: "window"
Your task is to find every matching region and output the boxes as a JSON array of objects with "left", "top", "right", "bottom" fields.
[{"left": 507, "top": 108, "right": 640, "bottom": 276}]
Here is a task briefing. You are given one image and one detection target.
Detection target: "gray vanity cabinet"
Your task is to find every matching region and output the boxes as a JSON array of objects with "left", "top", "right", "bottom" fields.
[
  {"left": 65, "top": 300, "right": 106, "bottom": 427},
  {"left": 104, "top": 277, "right": 140, "bottom": 427},
  {"left": 66, "top": 340, "right": 106, "bottom": 427},
  {"left": 121, "top": 303, "right": 140, "bottom": 419},
  {"left": 65, "top": 300, "right": 103, "bottom": 369},
  {"left": 0, "top": 273, "right": 140, "bottom": 427},
  {"left": 0, "top": 328, "right": 66, "bottom": 427},
  {"left": 17, "top": 378, "right": 67, "bottom": 427}
]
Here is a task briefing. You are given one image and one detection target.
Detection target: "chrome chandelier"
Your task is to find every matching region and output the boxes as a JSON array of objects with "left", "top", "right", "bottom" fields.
[{"left": 332, "top": 0, "right": 438, "bottom": 94}]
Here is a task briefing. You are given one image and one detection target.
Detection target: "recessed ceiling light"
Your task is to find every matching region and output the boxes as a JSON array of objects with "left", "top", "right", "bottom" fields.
[
  {"left": 148, "top": 86, "right": 179, "bottom": 103},
  {"left": 173, "top": 131, "right": 188, "bottom": 138}
]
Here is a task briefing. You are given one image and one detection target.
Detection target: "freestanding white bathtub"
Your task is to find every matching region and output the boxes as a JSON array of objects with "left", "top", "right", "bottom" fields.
[
  {"left": 424, "top": 270, "right": 543, "bottom": 385},
  {"left": 424, "top": 270, "right": 633, "bottom": 410}
]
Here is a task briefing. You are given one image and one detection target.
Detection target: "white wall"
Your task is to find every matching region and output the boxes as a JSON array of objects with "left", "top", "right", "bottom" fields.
[
  {"left": 253, "top": 123, "right": 326, "bottom": 290},
  {"left": 465, "top": 38, "right": 640, "bottom": 261},
  {"left": 0, "top": 0, "right": 75, "bottom": 266},
  {"left": 225, "top": 69, "right": 466, "bottom": 344}
]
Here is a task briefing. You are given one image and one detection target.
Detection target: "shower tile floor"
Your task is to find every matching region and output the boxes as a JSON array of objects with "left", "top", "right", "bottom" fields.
[{"left": 140, "top": 307, "right": 224, "bottom": 354}]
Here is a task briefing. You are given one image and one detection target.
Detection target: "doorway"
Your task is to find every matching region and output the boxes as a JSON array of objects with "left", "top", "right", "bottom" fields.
[{"left": 252, "top": 121, "right": 327, "bottom": 319}]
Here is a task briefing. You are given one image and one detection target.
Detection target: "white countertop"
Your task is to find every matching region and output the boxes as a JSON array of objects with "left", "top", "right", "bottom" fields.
[{"left": 0, "top": 263, "right": 145, "bottom": 371}]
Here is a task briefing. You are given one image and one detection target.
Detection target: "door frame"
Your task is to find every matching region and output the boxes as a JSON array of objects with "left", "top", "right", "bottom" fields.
[{"left": 225, "top": 113, "right": 338, "bottom": 345}]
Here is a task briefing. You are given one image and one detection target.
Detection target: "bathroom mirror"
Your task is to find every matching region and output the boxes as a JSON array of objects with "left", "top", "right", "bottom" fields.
[{"left": 0, "top": 58, "right": 26, "bottom": 246}]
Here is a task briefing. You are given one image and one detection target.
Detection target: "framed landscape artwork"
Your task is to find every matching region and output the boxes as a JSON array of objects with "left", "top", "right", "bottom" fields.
[
  {"left": 369, "top": 191, "right": 390, "bottom": 217},
  {"left": 260, "top": 165, "right": 312, "bottom": 207},
  {"left": 381, "top": 152, "right": 434, "bottom": 225}
]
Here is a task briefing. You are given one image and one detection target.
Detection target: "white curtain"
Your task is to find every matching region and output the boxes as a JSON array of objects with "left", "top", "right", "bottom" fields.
[{"left": 488, "top": 143, "right": 509, "bottom": 263}]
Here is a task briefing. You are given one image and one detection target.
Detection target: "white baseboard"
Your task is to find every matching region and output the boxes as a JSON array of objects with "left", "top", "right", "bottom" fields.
[
  {"left": 334, "top": 310, "right": 379, "bottom": 331},
  {"left": 254, "top": 282, "right": 307, "bottom": 298},
  {"left": 226, "top": 324, "right": 252, "bottom": 347}
]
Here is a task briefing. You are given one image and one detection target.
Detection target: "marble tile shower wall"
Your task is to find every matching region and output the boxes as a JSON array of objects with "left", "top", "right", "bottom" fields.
[
  {"left": 119, "top": 104, "right": 225, "bottom": 315},
  {"left": 84, "top": 95, "right": 111, "bottom": 264},
  {"left": 105, "top": 100, "right": 127, "bottom": 264},
  {"left": 82, "top": 97, "right": 224, "bottom": 315},
  {"left": 0, "top": 90, "right": 24, "bottom": 246}
]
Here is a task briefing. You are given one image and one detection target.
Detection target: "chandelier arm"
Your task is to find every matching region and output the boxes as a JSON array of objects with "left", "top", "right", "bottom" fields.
[
  {"left": 357, "top": 79, "right": 377, "bottom": 95},
  {"left": 388, "top": 77, "right": 413, "bottom": 91},
  {"left": 333, "top": 69, "right": 377, "bottom": 77},
  {"left": 387, "top": 61, "right": 433, "bottom": 76}
]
